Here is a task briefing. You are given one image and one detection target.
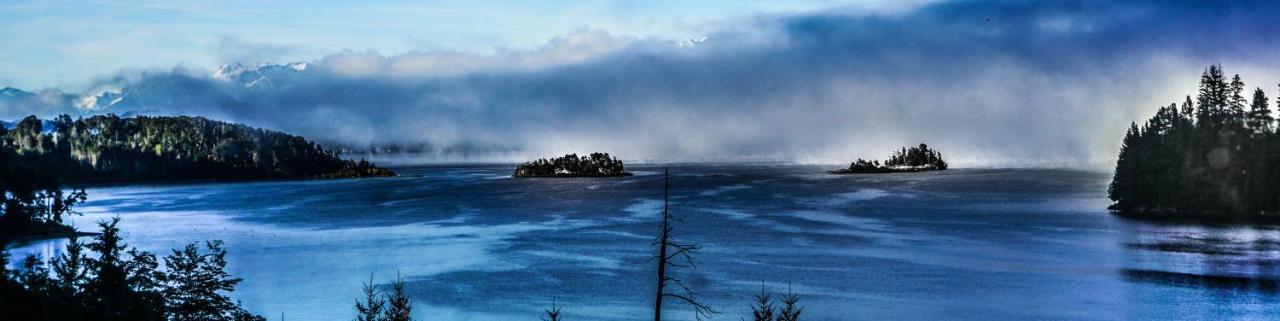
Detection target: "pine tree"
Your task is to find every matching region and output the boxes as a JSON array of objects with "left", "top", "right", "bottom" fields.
[
  {"left": 1196, "top": 64, "right": 1229, "bottom": 125},
  {"left": 775, "top": 289, "right": 803, "bottom": 321},
  {"left": 1108, "top": 123, "right": 1140, "bottom": 208},
  {"left": 1229, "top": 74, "right": 1248, "bottom": 122},
  {"left": 1247, "top": 88, "right": 1272, "bottom": 134},
  {"left": 384, "top": 273, "right": 412, "bottom": 321},
  {"left": 355, "top": 275, "right": 386, "bottom": 321},
  {"left": 749, "top": 290, "right": 775, "bottom": 321}
]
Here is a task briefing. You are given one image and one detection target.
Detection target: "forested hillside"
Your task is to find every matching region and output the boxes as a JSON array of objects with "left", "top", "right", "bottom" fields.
[
  {"left": 1109, "top": 64, "right": 1280, "bottom": 219},
  {"left": 0, "top": 114, "right": 393, "bottom": 183}
]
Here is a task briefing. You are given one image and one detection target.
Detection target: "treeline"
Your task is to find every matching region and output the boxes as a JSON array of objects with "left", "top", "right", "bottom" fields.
[
  {"left": 1, "top": 114, "right": 393, "bottom": 184},
  {"left": 512, "top": 153, "right": 630, "bottom": 177},
  {"left": 0, "top": 218, "right": 263, "bottom": 321},
  {"left": 833, "top": 143, "right": 948, "bottom": 174},
  {"left": 1109, "top": 64, "right": 1280, "bottom": 219}
]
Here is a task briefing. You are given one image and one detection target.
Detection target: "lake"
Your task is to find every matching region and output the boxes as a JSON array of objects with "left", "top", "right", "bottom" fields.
[{"left": 9, "top": 165, "right": 1280, "bottom": 320}]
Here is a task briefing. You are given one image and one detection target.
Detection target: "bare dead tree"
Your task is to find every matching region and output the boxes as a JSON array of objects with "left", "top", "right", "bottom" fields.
[{"left": 653, "top": 170, "right": 716, "bottom": 321}]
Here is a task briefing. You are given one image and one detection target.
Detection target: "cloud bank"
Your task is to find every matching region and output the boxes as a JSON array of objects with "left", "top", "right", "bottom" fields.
[{"left": 6, "top": 0, "right": 1280, "bottom": 167}]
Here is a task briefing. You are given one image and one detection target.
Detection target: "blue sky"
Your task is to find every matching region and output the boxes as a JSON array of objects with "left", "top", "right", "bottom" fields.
[{"left": 0, "top": 0, "right": 928, "bottom": 89}]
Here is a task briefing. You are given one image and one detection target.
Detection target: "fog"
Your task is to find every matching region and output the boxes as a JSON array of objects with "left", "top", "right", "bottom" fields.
[{"left": 6, "top": 0, "right": 1280, "bottom": 168}]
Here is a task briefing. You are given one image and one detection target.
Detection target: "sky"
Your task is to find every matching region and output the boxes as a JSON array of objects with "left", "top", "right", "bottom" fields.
[
  {"left": 3, "top": 0, "right": 1280, "bottom": 167},
  {"left": 0, "top": 0, "right": 927, "bottom": 89}
]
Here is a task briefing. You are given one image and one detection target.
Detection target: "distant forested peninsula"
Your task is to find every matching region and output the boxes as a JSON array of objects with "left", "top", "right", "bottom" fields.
[
  {"left": 1, "top": 114, "right": 393, "bottom": 184},
  {"left": 832, "top": 144, "right": 948, "bottom": 174},
  {"left": 1109, "top": 65, "right": 1280, "bottom": 221},
  {"left": 512, "top": 153, "right": 631, "bottom": 177}
]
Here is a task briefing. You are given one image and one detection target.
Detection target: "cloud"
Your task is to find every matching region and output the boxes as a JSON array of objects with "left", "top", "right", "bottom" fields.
[
  {"left": 216, "top": 36, "right": 308, "bottom": 66},
  {"left": 6, "top": 0, "right": 1280, "bottom": 167}
]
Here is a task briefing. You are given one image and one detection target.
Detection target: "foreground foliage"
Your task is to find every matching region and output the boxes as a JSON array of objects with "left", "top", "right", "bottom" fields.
[
  {"left": 1109, "top": 65, "right": 1280, "bottom": 219},
  {"left": 2, "top": 114, "right": 393, "bottom": 184},
  {"left": 833, "top": 143, "right": 948, "bottom": 174},
  {"left": 354, "top": 273, "right": 413, "bottom": 321},
  {"left": 512, "top": 153, "right": 630, "bottom": 177},
  {"left": 0, "top": 218, "right": 263, "bottom": 321}
]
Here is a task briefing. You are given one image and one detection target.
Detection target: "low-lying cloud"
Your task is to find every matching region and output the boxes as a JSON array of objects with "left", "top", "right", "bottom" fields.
[{"left": 6, "top": 0, "right": 1280, "bottom": 168}]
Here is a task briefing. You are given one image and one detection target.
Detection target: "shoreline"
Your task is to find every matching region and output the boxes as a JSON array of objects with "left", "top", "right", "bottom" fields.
[{"left": 1110, "top": 208, "right": 1280, "bottom": 225}]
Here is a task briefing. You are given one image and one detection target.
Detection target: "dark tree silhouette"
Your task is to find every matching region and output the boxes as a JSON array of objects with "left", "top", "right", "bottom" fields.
[
  {"left": 0, "top": 217, "right": 263, "bottom": 321},
  {"left": 652, "top": 170, "right": 715, "bottom": 321},
  {"left": 385, "top": 273, "right": 412, "bottom": 321},
  {"left": 541, "top": 301, "right": 562, "bottom": 321},
  {"left": 513, "top": 153, "right": 631, "bottom": 177},
  {"left": 749, "top": 290, "right": 775, "bottom": 321},
  {"left": 747, "top": 287, "right": 803, "bottom": 321},
  {"left": 163, "top": 240, "right": 247, "bottom": 321},
  {"left": 1109, "top": 64, "right": 1280, "bottom": 220},
  {"left": 354, "top": 275, "right": 386, "bottom": 321},
  {"left": 775, "top": 290, "right": 803, "bottom": 321},
  {"left": 833, "top": 143, "right": 948, "bottom": 174},
  {"left": 352, "top": 273, "right": 415, "bottom": 321}
]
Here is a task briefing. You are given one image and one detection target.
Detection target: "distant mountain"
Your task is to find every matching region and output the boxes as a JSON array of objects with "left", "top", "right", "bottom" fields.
[
  {"left": 0, "top": 87, "right": 35, "bottom": 99},
  {"left": 1, "top": 62, "right": 314, "bottom": 119}
]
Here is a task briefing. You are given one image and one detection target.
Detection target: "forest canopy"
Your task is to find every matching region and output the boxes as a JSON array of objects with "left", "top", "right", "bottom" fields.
[
  {"left": 512, "top": 153, "right": 630, "bottom": 177},
  {"left": 833, "top": 144, "right": 948, "bottom": 174},
  {"left": 1108, "top": 64, "right": 1280, "bottom": 220},
  {"left": 0, "top": 114, "right": 393, "bottom": 184}
]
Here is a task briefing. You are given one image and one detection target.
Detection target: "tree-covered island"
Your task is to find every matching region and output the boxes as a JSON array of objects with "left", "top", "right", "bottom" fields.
[
  {"left": 1109, "top": 65, "right": 1280, "bottom": 221},
  {"left": 512, "top": 153, "right": 631, "bottom": 177},
  {"left": 831, "top": 143, "right": 948, "bottom": 174}
]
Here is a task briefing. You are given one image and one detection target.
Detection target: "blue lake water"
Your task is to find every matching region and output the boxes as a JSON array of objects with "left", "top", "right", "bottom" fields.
[{"left": 9, "top": 165, "right": 1280, "bottom": 320}]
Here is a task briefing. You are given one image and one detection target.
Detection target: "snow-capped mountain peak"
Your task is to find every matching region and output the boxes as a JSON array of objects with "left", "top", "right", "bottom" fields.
[
  {"left": 287, "top": 62, "right": 309, "bottom": 71},
  {"left": 214, "top": 63, "right": 249, "bottom": 80},
  {"left": 212, "top": 62, "right": 308, "bottom": 88},
  {"left": 75, "top": 91, "right": 124, "bottom": 110}
]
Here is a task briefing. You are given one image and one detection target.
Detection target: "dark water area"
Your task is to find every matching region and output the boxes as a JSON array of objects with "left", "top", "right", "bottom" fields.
[{"left": 9, "top": 165, "right": 1280, "bottom": 320}]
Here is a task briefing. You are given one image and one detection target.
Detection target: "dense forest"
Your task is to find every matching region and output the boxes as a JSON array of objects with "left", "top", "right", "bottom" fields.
[
  {"left": 832, "top": 143, "right": 948, "bottom": 174},
  {"left": 1, "top": 114, "right": 393, "bottom": 184},
  {"left": 512, "top": 153, "right": 631, "bottom": 177},
  {"left": 1109, "top": 65, "right": 1280, "bottom": 220}
]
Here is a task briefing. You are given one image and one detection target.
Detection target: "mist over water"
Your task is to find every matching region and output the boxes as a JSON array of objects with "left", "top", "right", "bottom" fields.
[{"left": 6, "top": 1, "right": 1280, "bottom": 167}]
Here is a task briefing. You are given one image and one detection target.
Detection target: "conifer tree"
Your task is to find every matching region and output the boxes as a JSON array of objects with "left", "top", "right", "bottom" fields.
[
  {"left": 385, "top": 273, "right": 413, "bottom": 321},
  {"left": 355, "top": 275, "right": 386, "bottom": 321},
  {"left": 1248, "top": 88, "right": 1272, "bottom": 134}
]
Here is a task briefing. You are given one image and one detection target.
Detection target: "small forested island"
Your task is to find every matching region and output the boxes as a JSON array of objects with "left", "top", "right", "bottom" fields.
[
  {"left": 2, "top": 114, "right": 393, "bottom": 184},
  {"left": 831, "top": 143, "right": 948, "bottom": 174},
  {"left": 1109, "top": 65, "right": 1280, "bottom": 221},
  {"left": 512, "top": 153, "right": 631, "bottom": 177}
]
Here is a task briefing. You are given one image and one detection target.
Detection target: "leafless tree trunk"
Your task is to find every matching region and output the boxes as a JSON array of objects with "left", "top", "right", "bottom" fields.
[{"left": 653, "top": 170, "right": 715, "bottom": 321}]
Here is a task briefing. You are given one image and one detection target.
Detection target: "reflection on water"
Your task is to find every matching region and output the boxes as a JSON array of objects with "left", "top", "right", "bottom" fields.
[{"left": 7, "top": 165, "right": 1280, "bottom": 320}]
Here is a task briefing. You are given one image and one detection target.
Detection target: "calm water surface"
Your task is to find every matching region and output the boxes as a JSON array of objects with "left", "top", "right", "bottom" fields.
[{"left": 9, "top": 165, "right": 1280, "bottom": 320}]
